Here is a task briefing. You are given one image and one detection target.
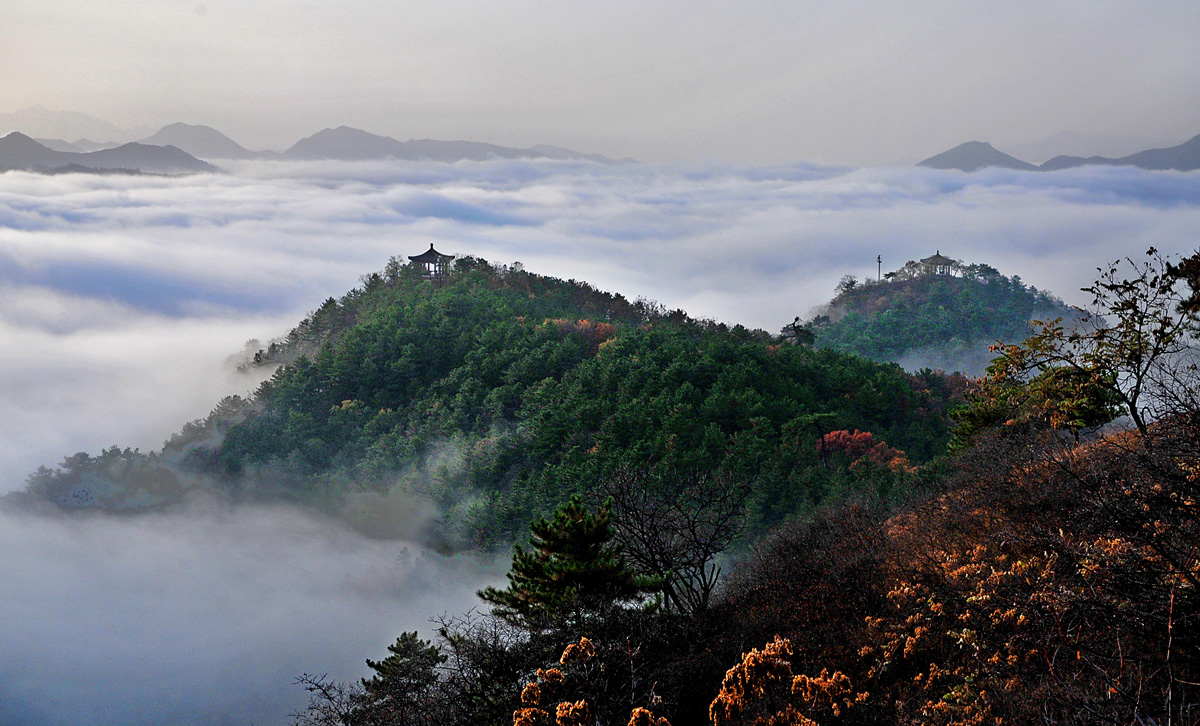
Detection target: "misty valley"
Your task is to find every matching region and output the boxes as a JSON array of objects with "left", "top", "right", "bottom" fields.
[{"left": 2, "top": 155, "right": 1199, "bottom": 726}]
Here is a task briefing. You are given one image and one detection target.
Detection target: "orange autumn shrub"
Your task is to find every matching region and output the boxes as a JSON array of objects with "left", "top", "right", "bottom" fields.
[
  {"left": 513, "top": 637, "right": 673, "bottom": 726},
  {"left": 711, "top": 416, "right": 1199, "bottom": 726},
  {"left": 709, "top": 637, "right": 864, "bottom": 726},
  {"left": 628, "top": 706, "right": 672, "bottom": 726}
]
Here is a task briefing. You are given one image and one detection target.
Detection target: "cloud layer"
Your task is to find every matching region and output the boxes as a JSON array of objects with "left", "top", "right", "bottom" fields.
[
  {"left": 0, "top": 503, "right": 500, "bottom": 726},
  {"left": 2, "top": 160, "right": 1199, "bottom": 490}
]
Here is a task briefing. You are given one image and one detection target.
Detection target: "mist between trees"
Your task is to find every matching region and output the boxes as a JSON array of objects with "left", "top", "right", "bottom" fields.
[{"left": 0, "top": 500, "right": 503, "bottom": 726}]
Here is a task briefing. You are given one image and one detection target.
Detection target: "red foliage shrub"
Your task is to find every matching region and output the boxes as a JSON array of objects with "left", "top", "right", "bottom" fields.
[
  {"left": 546, "top": 318, "right": 618, "bottom": 352},
  {"left": 817, "top": 429, "right": 912, "bottom": 471}
]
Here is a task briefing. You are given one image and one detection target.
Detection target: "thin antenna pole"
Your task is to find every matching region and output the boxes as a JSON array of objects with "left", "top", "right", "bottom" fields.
[{"left": 877, "top": 255, "right": 882, "bottom": 281}]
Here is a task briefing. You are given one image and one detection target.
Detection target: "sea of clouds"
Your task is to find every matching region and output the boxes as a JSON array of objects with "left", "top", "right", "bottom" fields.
[
  {"left": 0, "top": 503, "right": 500, "bottom": 726},
  {"left": 4, "top": 159, "right": 1200, "bottom": 487},
  {"left": 1, "top": 158, "right": 1198, "bottom": 724}
]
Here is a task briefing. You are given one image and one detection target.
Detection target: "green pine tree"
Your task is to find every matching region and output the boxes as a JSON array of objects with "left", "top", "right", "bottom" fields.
[
  {"left": 479, "top": 496, "right": 654, "bottom": 626},
  {"left": 359, "top": 631, "right": 445, "bottom": 725}
]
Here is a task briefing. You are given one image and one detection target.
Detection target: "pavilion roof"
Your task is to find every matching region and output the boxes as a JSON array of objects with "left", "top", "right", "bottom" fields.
[
  {"left": 409, "top": 244, "right": 455, "bottom": 263},
  {"left": 920, "top": 250, "right": 955, "bottom": 266}
]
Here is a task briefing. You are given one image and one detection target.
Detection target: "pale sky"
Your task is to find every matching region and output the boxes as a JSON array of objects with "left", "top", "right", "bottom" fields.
[{"left": 2, "top": 1, "right": 1199, "bottom": 163}]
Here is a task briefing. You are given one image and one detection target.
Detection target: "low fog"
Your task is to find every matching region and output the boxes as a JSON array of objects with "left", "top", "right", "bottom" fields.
[
  {"left": 0, "top": 502, "right": 501, "bottom": 726},
  {"left": 3, "top": 159, "right": 1198, "bottom": 487},
  {"left": 1, "top": 158, "right": 1198, "bottom": 724}
]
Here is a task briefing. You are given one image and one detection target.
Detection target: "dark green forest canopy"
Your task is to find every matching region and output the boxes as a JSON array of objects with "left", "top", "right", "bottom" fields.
[
  {"left": 804, "top": 259, "right": 1080, "bottom": 371},
  {"left": 20, "top": 256, "right": 965, "bottom": 545}
]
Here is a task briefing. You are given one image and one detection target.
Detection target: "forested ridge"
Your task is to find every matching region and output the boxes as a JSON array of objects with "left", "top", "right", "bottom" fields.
[{"left": 17, "top": 256, "right": 964, "bottom": 545}]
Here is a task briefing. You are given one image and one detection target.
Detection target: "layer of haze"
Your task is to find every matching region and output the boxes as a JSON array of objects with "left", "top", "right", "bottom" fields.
[
  {"left": 2, "top": 158, "right": 1198, "bottom": 725},
  {"left": 2, "top": 1, "right": 1198, "bottom": 163},
  {"left": 0, "top": 503, "right": 499, "bottom": 726},
  {"left": 3, "top": 158, "right": 1198, "bottom": 492}
]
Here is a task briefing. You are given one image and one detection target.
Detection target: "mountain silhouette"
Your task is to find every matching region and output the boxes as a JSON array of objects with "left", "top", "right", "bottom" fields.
[
  {"left": 1097, "top": 132, "right": 1200, "bottom": 171},
  {"left": 1038, "top": 134, "right": 1200, "bottom": 171},
  {"left": 528, "top": 144, "right": 630, "bottom": 164},
  {"left": 285, "top": 126, "right": 552, "bottom": 161},
  {"left": 139, "top": 123, "right": 261, "bottom": 160},
  {"left": 285, "top": 127, "right": 628, "bottom": 163},
  {"left": 1037, "top": 154, "right": 1115, "bottom": 171},
  {"left": 0, "top": 132, "right": 72, "bottom": 168},
  {"left": 3, "top": 110, "right": 631, "bottom": 165},
  {"left": 34, "top": 138, "right": 83, "bottom": 153},
  {"left": 0, "top": 106, "right": 153, "bottom": 144},
  {"left": 70, "top": 138, "right": 122, "bottom": 152},
  {"left": 1001, "top": 130, "right": 1173, "bottom": 164},
  {"left": 284, "top": 127, "right": 404, "bottom": 159},
  {"left": 921, "top": 134, "right": 1200, "bottom": 173},
  {"left": 0, "top": 132, "right": 218, "bottom": 174},
  {"left": 917, "top": 141, "right": 1037, "bottom": 171},
  {"left": 83, "top": 142, "right": 219, "bottom": 173}
]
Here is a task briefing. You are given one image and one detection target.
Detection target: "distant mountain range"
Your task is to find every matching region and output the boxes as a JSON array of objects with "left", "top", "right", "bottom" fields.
[
  {"left": 1, "top": 123, "right": 631, "bottom": 174},
  {"left": 0, "top": 106, "right": 154, "bottom": 145},
  {"left": 282, "top": 126, "right": 629, "bottom": 163},
  {"left": 285, "top": 126, "right": 527, "bottom": 161},
  {"left": 33, "top": 138, "right": 124, "bottom": 153},
  {"left": 0, "top": 132, "right": 217, "bottom": 174},
  {"left": 1, "top": 108, "right": 630, "bottom": 167},
  {"left": 919, "top": 133, "right": 1200, "bottom": 172},
  {"left": 7, "top": 106, "right": 1193, "bottom": 172},
  {"left": 0, "top": 122, "right": 632, "bottom": 174},
  {"left": 999, "top": 130, "right": 1176, "bottom": 164}
]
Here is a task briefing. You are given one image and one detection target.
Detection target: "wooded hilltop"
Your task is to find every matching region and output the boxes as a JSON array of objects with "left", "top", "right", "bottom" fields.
[{"left": 799, "top": 254, "right": 1081, "bottom": 375}]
